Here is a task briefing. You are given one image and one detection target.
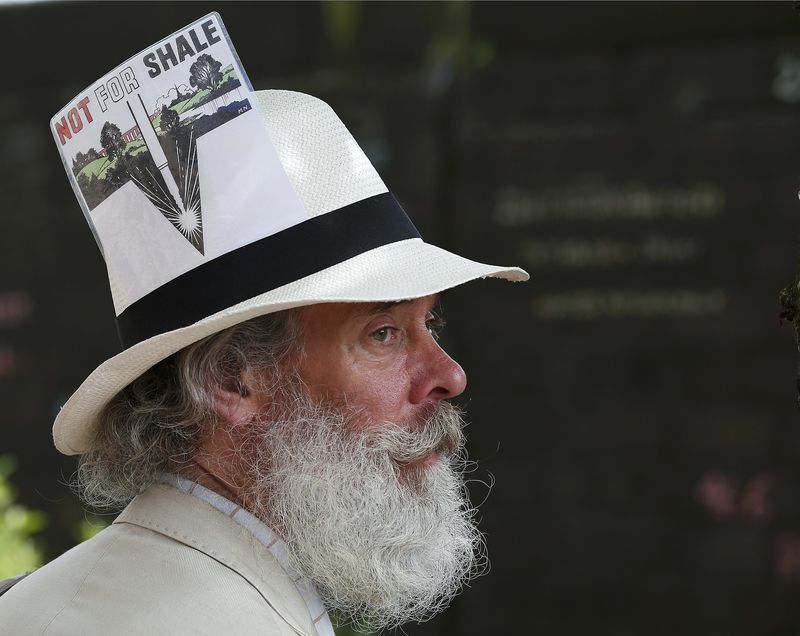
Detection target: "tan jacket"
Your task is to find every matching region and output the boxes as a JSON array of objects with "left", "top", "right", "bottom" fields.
[{"left": 0, "top": 484, "right": 318, "bottom": 635}]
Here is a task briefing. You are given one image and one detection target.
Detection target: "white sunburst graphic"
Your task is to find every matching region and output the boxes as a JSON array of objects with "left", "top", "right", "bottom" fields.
[
  {"left": 129, "top": 127, "right": 204, "bottom": 254},
  {"left": 175, "top": 206, "right": 202, "bottom": 242},
  {"left": 168, "top": 128, "right": 203, "bottom": 248}
]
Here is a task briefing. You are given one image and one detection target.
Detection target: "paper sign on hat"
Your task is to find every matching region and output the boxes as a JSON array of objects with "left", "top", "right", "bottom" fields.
[{"left": 51, "top": 12, "right": 307, "bottom": 318}]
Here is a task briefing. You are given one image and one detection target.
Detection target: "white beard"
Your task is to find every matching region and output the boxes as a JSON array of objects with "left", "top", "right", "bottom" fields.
[{"left": 243, "top": 392, "right": 486, "bottom": 631}]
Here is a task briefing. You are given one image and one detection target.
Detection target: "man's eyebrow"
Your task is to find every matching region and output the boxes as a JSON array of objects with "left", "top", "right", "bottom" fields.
[
  {"left": 366, "top": 295, "right": 442, "bottom": 315},
  {"left": 362, "top": 299, "right": 412, "bottom": 315},
  {"left": 373, "top": 299, "right": 412, "bottom": 312}
]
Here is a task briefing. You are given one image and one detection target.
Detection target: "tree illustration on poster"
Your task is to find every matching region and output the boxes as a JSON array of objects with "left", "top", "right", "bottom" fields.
[
  {"left": 100, "top": 122, "right": 125, "bottom": 162},
  {"left": 160, "top": 106, "right": 180, "bottom": 134},
  {"left": 189, "top": 54, "right": 223, "bottom": 92}
]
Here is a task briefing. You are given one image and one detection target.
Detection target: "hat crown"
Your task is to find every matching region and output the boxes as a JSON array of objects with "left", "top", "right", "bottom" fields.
[{"left": 256, "top": 90, "right": 388, "bottom": 218}]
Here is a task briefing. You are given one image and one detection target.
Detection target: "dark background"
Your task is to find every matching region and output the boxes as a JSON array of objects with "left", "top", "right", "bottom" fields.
[{"left": 4, "top": 2, "right": 800, "bottom": 634}]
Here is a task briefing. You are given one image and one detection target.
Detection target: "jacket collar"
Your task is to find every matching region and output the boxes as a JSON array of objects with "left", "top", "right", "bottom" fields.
[{"left": 114, "top": 483, "right": 315, "bottom": 636}]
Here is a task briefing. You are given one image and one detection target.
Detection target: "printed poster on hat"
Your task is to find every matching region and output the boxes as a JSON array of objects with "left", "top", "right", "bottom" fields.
[{"left": 51, "top": 13, "right": 308, "bottom": 315}]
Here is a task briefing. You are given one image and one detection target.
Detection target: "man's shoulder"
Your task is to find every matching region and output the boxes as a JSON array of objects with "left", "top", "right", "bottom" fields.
[{"left": 0, "top": 505, "right": 300, "bottom": 635}]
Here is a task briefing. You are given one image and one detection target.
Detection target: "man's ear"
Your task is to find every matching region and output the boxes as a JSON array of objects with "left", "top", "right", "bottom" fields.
[{"left": 211, "top": 370, "right": 261, "bottom": 428}]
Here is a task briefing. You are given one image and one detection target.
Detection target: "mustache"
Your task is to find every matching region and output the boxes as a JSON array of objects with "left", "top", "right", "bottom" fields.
[{"left": 362, "top": 401, "right": 465, "bottom": 465}]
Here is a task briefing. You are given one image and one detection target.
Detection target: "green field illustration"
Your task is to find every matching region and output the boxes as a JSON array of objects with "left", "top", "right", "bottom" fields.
[
  {"left": 71, "top": 123, "right": 161, "bottom": 212},
  {"left": 151, "top": 64, "right": 236, "bottom": 129},
  {"left": 76, "top": 139, "right": 147, "bottom": 181}
]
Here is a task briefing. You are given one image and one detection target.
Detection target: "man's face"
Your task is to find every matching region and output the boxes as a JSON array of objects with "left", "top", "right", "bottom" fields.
[
  {"left": 236, "top": 295, "right": 483, "bottom": 630},
  {"left": 296, "top": 294, "right": 467, "bottom": 432}
]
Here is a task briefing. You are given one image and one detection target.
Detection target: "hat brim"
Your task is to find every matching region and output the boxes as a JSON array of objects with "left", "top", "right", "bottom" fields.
[{"left": 53, "top": 238, "right": 528, "bottom": 455}]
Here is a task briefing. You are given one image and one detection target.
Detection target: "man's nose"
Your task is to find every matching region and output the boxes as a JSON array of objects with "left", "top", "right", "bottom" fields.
[{"left": 410, "top": 342, "right": 468, "bottom": 404}]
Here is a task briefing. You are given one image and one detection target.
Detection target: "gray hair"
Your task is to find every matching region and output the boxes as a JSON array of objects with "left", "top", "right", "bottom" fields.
[{"left": 74, "top": 309, "right": 300, "bottom": 511}]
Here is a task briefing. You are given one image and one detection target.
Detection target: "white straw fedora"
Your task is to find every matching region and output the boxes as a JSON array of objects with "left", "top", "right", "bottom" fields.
[{"left": 53, "top": 89, "right": 528, "bottom": 456}]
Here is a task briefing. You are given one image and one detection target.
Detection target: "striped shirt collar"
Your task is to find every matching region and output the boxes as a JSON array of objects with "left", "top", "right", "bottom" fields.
[{"left": 156, "top": 473, "right": 335, "bottom": 636}]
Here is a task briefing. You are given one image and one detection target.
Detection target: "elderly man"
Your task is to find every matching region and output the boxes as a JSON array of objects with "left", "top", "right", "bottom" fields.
[{"left": 0, "top": 18, "right": 526, "bottom": 634}]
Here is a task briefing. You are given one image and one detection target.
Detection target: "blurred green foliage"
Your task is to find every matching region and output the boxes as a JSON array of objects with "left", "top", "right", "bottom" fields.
[
  {"left": 72, "top": 514, "right": 108, "bottom": 543},
  {"left": 0, "top": 455, "right": 46, "bottom": 579},
  {"left": 332, "top": 611, "right": 378, "bottom": 636},
  {"left": 322, "top": 1, "right": 361, "bottom": 63}
]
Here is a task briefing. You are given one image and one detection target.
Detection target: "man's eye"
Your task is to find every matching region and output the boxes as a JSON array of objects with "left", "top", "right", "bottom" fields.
[
  {"left": 426, "top": 317, "right": 446, "bottom": 340},
  {"left": 370, "top": 327, "right": 393, "bottom": 342}
]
